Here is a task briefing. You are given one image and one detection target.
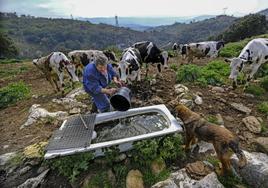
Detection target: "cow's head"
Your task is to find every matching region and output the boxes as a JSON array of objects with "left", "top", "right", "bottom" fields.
[
  {"left": 32, "top": 58, "right": 39, "bottom": 66},
  {"left": 160, "top": 51, "right": 169, "bottom": 69},
  {"left": 225, "top": 57, "right": 246, "bottom": 80},
  {"left": 216, "top": 41, "right": 225, "bottom": 50},
  {"left": 118, "top": 60, "right": 130, "bottom": 83},
  {"left": 103, "top": 50, "right": 118, "bottom": 62},
  {"left": 63, "top": 59, "right": 79, "bottom": 82}
]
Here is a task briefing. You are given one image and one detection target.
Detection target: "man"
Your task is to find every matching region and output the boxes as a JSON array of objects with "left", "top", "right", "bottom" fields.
[{"left": 83, "top": 54, "right": 121, "bottom": 113}]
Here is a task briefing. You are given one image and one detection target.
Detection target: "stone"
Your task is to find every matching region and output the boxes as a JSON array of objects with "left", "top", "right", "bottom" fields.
[
  {"left": 150, "top": 96, "right": 164, "bottom": 104},
  {"left": 114, "top": 153, "right": 127, "bottom": 162},
  {"left": 230, "top": 102, "right": 252, "bottom": 115},
  {"left": 17, "top": 169, "right": 49, "bottom": 188},
  {"left": 231, "top": 151, "right": 268, "bottom": 188},
  {"left": 3, "top": 145, "right": 9, "bottom": 149},
  {"left": 69, "top": 107, "right": 81, "bottom": 114},
  {"left": 194, "top": 95, "right": 203, "bottom": 105},
  {"left": 185, "top": 161, "right": 213, "bottom": 180},
  {"left": 21, "top": 104, "right": 68, "bottom": 129},
  {"left": 152, "top": 168, "right": 224, "bottom": 188},
  {"left": 107, "top": 169, "right": 116, "bottom": 186},
  {"left": 179, "top": 99, "right": 194, "bottom": 108},
  {"left": 174, "top": 84, "right": 189, "bottom": 95},
  {"left": 152, "top": 179, "right": 178, "bottom": 188},
  {"left": 0, "top": 152, "right": 17, "bottom": 166},
  {"left": 197, "top": 141, "right": 216, "bottom": 155},
  {"left": 23, "top": 142, "right": 48, "bottom": 159},
  {"left": 211, "top": 86, "right": 225, "bottom": 93},
  {"left": 126, "top": 170, "right": 144, "bottom": 188},
  {"left": 243, "top": 132, "right": 254, "bottom": 140},
  {"left": 242, "top": 116, "right": 261, "bottom": 133},
  {"left": 243, "top": 93, "right": 255, "bottom": 98},
  {"left": 215, "top": 114, "right": 224, "bottom": 125},
  {"left": 254, "top": 137, "right": 268, "bottom": 154},
  {"left": 151, "top": 158, "right": 166, "bottom": 175},
  {"left": 19, "top": 166, "right": 32, "bottom": 175},
  {"left": 225, "top": 116, "right": 234, "bottom": 122},
  {"left": 150, "top": 79, "right": 157, "bottom": 85}
]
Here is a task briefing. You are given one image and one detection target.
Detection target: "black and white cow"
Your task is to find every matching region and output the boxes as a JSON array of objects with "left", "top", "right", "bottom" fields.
[
  {"left": 68, "top": 50, "right": 117, "bottom": 76},
  {"left": 183, "top": 41, "right": 224, "bottom": 63},
  {"left": 132, "top": 41, "right": 169, "bottom": 75},
  {"left": 33, "top": 52, "right": 79, "bottom": 95},
  {"left": 118, "top": 47, "right": 142, "bottom": 84},
  {"left": 225, "top": 38, "right": 268, "bottom": 89}
]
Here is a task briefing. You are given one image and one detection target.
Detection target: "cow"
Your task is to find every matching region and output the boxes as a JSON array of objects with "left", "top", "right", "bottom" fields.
[
  {"left": 33, "top": 52, "right": 79, "bottom": 95},
  {"left": 118, "top": 47, "right": 142, "bottom": 84},
  {"left": 68, "top": 50, "right": 117, "bottom": 76},
  {"left": 225, "top": 38, "right": 268, "bottom": 89},
  {"left": 183, "top": 41, "right": 224, "bottom": 63},
  {"left": 132, "top": 41, "right": 169, "bottom": 75}
]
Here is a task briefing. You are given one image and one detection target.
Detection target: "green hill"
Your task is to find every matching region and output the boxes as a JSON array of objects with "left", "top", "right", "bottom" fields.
[
  {"left": 147, "top": 15, "right": 237, "bottom": 43},
  {"left": 0, "top": 14, "right": 174, "bottom": 58}
]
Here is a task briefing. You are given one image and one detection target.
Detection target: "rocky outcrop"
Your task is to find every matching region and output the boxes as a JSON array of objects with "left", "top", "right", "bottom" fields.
[
  {"left": 231, "top": 151, "right": 268, "bottom": 188},
  {"left": 242, "top": 116, "right": 262, "bottom": 133},
  {"left": 17, "top": 169, "right": 49, "bottom": 188},
  {"left": 21, "top": 104, "right": 68, "bottom": 129}
]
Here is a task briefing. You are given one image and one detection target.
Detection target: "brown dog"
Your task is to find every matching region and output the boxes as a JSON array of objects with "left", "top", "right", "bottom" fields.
[{"left": 175, "top": 103, "right": 247, "bottom": 175}]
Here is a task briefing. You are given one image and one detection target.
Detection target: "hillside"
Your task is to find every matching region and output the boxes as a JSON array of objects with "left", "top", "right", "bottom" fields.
[
  {"left": 147, "top": 15, "right": 237, "bottom": 43},
  {"left": 258, "top": 8, "right": 268, "bottom": 19},
  {"left": 0, "top": 14, "right": 174, "bottom": 58}
]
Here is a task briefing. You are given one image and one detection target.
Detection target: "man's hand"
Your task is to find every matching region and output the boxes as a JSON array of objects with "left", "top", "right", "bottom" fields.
[
  {"left": 113, "top": 77, "right": 123, "bottom": 87},
  {"left": 102, "top": 88, "right": 117, "bottom": 95}
]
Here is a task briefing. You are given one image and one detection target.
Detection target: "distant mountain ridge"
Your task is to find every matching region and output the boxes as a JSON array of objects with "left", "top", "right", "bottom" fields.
[
  {"left": 78, "top": 15, "right": 216, "bottom": 30},
  {"left": 258, "top": 8, "right": 268, "bottom": 19}
]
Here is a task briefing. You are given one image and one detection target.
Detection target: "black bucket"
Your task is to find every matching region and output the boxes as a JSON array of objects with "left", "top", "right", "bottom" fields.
[{"left": 110, "top": 87, "right": 131, "bottom": 111}]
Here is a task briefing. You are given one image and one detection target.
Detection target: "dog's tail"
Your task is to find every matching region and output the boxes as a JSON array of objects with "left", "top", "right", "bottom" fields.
[{"left": 229, "top": 139, "right": 247, "bottom": 168}]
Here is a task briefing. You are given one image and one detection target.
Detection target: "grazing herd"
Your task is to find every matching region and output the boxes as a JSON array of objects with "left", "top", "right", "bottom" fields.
[{"left": 33, "top": 38, "right": 268, "bottom": 94}]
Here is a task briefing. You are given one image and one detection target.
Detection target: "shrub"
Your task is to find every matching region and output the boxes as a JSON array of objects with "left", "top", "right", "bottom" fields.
[
  {"left": 0, "top": 81, "right": 30, "bottom": 109},
  {"left": 244, "top": 85, "right": 265, "bottom": 96},
  {"left": 143, "top": 168, "right": 170, "bottom": 186},
  {"left": 170, "top": 64, "right": 178, "bottom": 72},
  {"left": 257, "top": 102, "right": 268, "bottom": 115},
  {"left": 176, "top": 60, "right": 230, "bottom": 86},
  {"left": 260, "top": 75, "right": 268, "bottom": 91},
  {"left": 48, "top": 152, "right": 94, "bottom": 182}
]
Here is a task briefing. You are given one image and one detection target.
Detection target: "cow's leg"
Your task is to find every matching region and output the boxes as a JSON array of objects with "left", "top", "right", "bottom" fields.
[
  {"left": 58, "top": 71, "right": 65, "bottom": 96},
  {"left": 157, "top": 64, "right": 161, "bottom": 73},
  {"left": 244, "top": 63, "right": 262, "bottom": 90},
  {"left": 145, "top": 63, "right": 149, "bottom": 77},
  {"left": 46, "top": 73, "right": 58, "bottom": 93},
  {"left": 137, "top": 69, "right": 141, "bottom": 82},
  {"left": 232, "top": 78, "right": 238, "bottom": 89}
]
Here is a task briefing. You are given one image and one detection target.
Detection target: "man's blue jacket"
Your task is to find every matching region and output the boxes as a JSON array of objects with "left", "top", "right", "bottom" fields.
[{"left": 83, "top": 63, "right": 117, "bottom": 112}]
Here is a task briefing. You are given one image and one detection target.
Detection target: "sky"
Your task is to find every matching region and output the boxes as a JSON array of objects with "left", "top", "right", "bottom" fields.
[{"left": 0, "top": 0, "right": 268, "bottom": 18}]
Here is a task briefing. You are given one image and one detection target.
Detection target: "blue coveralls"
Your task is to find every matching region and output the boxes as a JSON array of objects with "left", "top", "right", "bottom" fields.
[{"left": 83, "top": 63, "right": 118, "bottom": 112}]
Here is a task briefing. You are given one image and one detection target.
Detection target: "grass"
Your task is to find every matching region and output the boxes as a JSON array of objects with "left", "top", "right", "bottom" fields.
[
  {"left": 206, "top": 115, "right": 218, "bottom": 124},
  {"left": 260, "top": 75, "right": 268, "bottom": 91},
  {"left": 176, "top": 60, "right": 230, "bottom": 86},
  {"left": 47, "top": 152, "right": 94, "bottom": 183},
  {"left": 244, "top": 85, "right": 266, "bottom": 96},
  {"left": 257, "top": 102, "right": 268, "bottom": 115},
  {"left": 0, "top": 81, "right": 31, "bottom": 109},
  {"left": 219, "top": 34, "right": 268, "bottom": 58},
  {"left": 218, "top": 173, "right": 249, "bottom": 188},
  {"left": 0, "top": 58, "right": 23, "bottom": 64},
  {"left": 7, "top": 152, "right": 25, "bottom": 167},
  {"left": 0, "top": 65, "right": 28, "bottom": 79}
]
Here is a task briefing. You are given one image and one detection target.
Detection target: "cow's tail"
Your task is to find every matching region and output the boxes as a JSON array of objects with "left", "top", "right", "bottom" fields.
[{"left": 229, "top": 139, "right": 247, "bottom": 168}]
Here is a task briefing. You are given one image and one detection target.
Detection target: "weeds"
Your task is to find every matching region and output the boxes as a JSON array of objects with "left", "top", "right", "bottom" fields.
[
  {"left": 257, "top": 102, "right": 268, "bottom": 115},
  {"left": 244, "top": 85, "right": 266, "bottom": 96},
  {"left": 0, "top": 81, "right": 30, "bottom": 109},
  {"left": 47, "top": 152, "right": 94, "bottom": 183}
]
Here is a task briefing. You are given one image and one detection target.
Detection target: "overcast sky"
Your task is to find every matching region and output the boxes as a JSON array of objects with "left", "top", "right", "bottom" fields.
[{"left": 0, "top": 0, "right": 267, "bottom": 18}]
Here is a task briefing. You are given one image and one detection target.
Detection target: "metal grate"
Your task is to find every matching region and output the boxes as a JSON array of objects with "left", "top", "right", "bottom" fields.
[{"left": 46, "top": 113, "right": 96, "bottom": 151}]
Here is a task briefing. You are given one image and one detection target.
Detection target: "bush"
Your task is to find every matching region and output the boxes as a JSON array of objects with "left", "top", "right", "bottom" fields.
[
  {"left": 0, "top": 81, "right": 30, "bottom": 109},
  {"left": 176, "top": 60, "right": 230, "bottom": 86},
  {"left": 257, "top": 102, "right": 268, "bottom": 115},
  {"left": 260, "top": 75, "right": 268, "bottom": 91},
  {"left": 244, "top": 85, "right": 265, "bottom": 96},
  {"left": 48, "top": 152, "right": 94, "bottom": 183},
  {"left": 219, "top": 41, "right": 247, "bottom": 57}
]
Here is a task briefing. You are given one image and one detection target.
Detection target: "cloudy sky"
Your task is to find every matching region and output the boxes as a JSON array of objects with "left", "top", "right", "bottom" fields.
[{"left": 0, "top": 0, "right": 267, "bottom": 18}]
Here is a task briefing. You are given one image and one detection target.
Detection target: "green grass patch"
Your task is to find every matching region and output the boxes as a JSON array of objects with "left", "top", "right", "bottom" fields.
[
  {"left": 170, "top": 64, "right": 179, "bottom": 71},
  {"left": 47, "top": 152, "right": 94, "bottom": 183},
  {"left": 0, "top": 81, "right": 30, "bottom": 109},
  {"left": 206, "top": 115, "right": 218, "bottom": 124},
  {"left": 0, "top": 65, "right": 28, "bottom": 79},
  {"left": 244, "top": 85, "right": 266, "bottom": 96},
  {"left": 7, "top": 152, "right": 25, "bottom": 167},
  {"left": 143, "top": 168, "right": 170, "bottom": 186},
  {"left": 84, "top": 171, "right": 113, "bottom": 188},
  {"left": 0, "top": 58, "right": 23, "bottom": 64},
  {"left": 260, "top": 75, "right": 268, "bottom": 91},
  {"left": 176, "top": 60, "right": 230, "bottom": 86},
  {"left": 257, "top": 102, "right": 268, "bottom": 115},
  {"left": 206, "top": 156, "right": 220, "bottom": 167}
]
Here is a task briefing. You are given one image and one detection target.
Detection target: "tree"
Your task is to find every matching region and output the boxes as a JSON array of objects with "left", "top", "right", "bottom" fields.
[{"left": 0, "top": 32, "right": 19, "bottom": 58}]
